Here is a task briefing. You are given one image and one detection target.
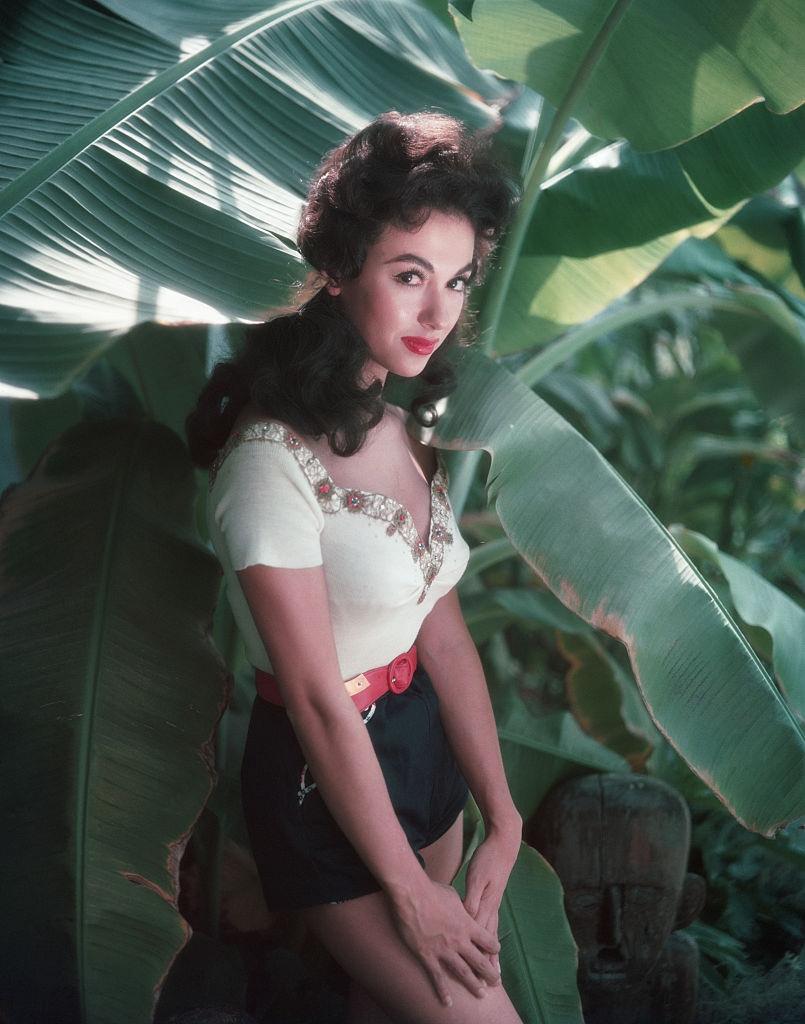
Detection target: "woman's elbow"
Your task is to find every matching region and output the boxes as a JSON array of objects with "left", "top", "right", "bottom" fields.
[{"left": 283, "top": 674, "right": 355, "bottom": 730}]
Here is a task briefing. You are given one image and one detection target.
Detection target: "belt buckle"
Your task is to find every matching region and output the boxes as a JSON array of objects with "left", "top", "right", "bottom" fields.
[{"left": 388, "top": 651, "right": 415, "bottom": 695}]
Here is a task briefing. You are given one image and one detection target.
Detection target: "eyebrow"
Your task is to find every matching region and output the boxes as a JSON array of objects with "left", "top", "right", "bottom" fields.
[{"left": 383, "top": 253, "right": 475, "bottom": 276}]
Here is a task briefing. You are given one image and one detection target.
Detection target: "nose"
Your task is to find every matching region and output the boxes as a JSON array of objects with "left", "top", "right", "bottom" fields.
[
  {"left": 599, "top": 884, "right": 623, "bottom": 948},
  {"left": 418, "top": 286, "right": 451, "bottom": 333}
]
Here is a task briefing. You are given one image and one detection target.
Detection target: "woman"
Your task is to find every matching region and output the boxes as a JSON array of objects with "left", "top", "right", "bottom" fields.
[{"left": 186, "top": 111, "right": 524, "bottom": 1023}]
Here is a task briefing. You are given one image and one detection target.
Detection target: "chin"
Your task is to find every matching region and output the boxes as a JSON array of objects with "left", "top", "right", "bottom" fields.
[
  {"left": 395, "top": 363, "right": 429, "bottom": 378},
  {"left": 399, "top": 349, "right": 440, "bottom": 376}
]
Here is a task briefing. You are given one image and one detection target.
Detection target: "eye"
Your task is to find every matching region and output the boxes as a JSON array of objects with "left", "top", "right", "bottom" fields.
[
  {"left": 394, "top": 269, "right": 472, "bottom": 292},
  {"left": 395, "top": 269, "right": 424, "bottom": 285}
]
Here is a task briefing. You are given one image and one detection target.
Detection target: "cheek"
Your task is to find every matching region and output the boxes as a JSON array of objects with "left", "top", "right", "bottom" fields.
[
  {"left": 381, "top": 289, "right": 416, "bottom": 328},
  {"left": 348, "top": 293, "right": 388, "bottom": 337}
]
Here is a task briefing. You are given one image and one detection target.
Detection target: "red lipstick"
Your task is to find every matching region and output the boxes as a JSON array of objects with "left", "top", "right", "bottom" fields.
[{"left": 402, "top": 336, "right": 438, "bottom": 355}]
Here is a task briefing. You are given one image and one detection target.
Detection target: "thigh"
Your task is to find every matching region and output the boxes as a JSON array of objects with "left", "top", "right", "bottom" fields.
[
  {"left": 419, "top": 810, "right": 464, "bottom": 886},
  {"left": 299, "top": 890, "right": 523, "bottom": 1024}
]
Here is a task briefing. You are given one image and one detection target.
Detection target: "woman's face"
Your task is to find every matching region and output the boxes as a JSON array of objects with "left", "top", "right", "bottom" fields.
[{"left": 327, "top": 209, "right": 477, "bottom": 385}]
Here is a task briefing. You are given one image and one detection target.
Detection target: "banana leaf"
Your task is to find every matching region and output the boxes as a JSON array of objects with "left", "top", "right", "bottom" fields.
[
  {"left": 493, "top": 585, "right": 593, "bottom": 635},
  {"left": 0, "top": 0, "right": 509, "bottom": 393},
  {"left": 558, "top": 632, "right": 655, "bottom": 768},
  {"left": 101, "top": 0, "right": 460, "bottom": 42},
  {"left": 423, "top": 347, "right": 805, "bottom": 836},
  {"left": 714, "top": 194, "right": 805, "bottom": 297},
  {"left": 672, "top": 526, "right": 805, "bottom": 723},
  {"left": 454, "top": 804, "right": 585, "bottom": 1024},
  {"left": 496, "top": 843, "right": 585, "bottom": 1024},
  {"left": 456, "top": 0, "right": 805, "bottom": 369},
  {"left": 481, "top": 632, "right": 628, "bottom": 822},
  {"left": 454, "top": 0, "right": 805, "bottom": 150},
  {"left": 0, "top": 420, "right": 228, "bottom": 1023},
  {"left": 497, "top": 103, "right": 805, "bottom": 351},
  {"left": 6, "top": 1, "right": 805, "bottom": 405},
  {"left": 496, "top": 695, "right": 629, "bottom": 822},
  {"left": 654, "top": 241, "right": 805, "bottom": 446}
]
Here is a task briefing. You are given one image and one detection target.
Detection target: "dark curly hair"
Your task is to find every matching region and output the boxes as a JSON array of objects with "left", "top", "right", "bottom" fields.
[{"left": 185, "top": 110, "right": 520, "bottom": 467}]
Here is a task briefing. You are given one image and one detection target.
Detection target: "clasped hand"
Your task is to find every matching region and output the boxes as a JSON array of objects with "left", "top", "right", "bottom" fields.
[
  {"left": 393, "top": 876, "right": 501, "bottom": 1007},
  {"left": 462, "top": 830, "right": 520, "bottom": 980}
]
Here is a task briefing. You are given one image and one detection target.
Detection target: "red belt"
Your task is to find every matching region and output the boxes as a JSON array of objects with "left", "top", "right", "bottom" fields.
[{"left": 255, "top": 644, "right": 418, "bottom": 713}]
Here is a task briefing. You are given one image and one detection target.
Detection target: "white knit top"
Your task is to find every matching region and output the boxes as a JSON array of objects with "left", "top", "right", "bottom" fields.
[{"left": 206, "top": 417, "right": 470, "bottom": 679}]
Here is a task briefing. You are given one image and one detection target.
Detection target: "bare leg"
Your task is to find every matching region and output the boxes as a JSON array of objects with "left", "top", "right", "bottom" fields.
[
  {"left": 301, "top": 813, "right": 523, "bottom": 1024},
  {"left": 346, "top": 981, "right": 396, "bottom": 1024},
  {"left": 344, "top": 814, "right": 465, "bottom": 1023}
]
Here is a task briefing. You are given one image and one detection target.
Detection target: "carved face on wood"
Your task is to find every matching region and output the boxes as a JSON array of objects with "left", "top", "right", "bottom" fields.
[{"left": 529, "top": 773, "right": 692, "bottom": 986}]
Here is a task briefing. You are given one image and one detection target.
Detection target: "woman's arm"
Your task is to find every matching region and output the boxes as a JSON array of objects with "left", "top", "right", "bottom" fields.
[
  {"left": 416, "top": 587, "right": 521, "bottom": 835},
  {"left": 236, "top": 562, "right": 501, "bottom": 1004},
  {"left": 416, "top": 587, "right": 522, "bottom": 942}
]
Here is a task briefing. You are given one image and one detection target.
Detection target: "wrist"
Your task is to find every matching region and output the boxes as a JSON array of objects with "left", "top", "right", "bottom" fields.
[
  {"left": 483, "top": 806, "right": 523, "bottom": 845},
  {"left": 385, "top": 867, "right": 432, "bottom": 911}
]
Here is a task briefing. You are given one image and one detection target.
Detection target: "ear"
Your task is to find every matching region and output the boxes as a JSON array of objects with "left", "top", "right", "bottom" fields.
[{"left": 325, "top": 276, "right": 341, "bottom": 296}]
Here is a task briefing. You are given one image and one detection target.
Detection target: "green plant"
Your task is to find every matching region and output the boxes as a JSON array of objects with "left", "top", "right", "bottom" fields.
[{"left": 2, "top": 2, "right": 804, "bottom": 1022}]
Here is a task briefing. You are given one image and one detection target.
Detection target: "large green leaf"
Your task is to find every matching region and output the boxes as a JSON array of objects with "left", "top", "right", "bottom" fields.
[
  {"left": 496, "top": 103, "right": 805, "bottom": 351},
  {"left": 558, "top": 632, "right": 655, "bottom": 767},
  {"left": 658, "top": 239, "right": 805, "bottom": 444},
  {"left": 425, "top": 347, "right": 805, "bottom": 836},
  {"left": 496, "top": 844, "right": 585, "bottom": 1024},
  {"left": 672, "top": 526, "right": 805, "bottom": 723},
  {"left": 99, "top": 0, "right": 459, "bottom": 46},
  {"left": 713, "top": 194, "right": 805, "bottom": 298},
  {"left": 0, "top": 421, "right": 227, "bottom": 1023},
  {"left": 509, "top": 252, "right": 805, "bottom": 462},
  {"left": 454, "top": 0, "right": 805, "bottom": 150},
  {"left": 497, "top": 694, "right": 629, "bottom": 822},
  {"left": 453, "top": 809, "right": 584, "bottom": 1024},
  {"left": 481, "top": 633, "right": 628, "bottom": 822},
  {"left": 0, "top": 0, "right": 178, "bottom": 183},
  {"left": 0, "top": 0, "right": 508, "bottom": 395}
]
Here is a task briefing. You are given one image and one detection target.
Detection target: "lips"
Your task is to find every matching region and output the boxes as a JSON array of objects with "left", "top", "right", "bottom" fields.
[{"left": 402, "top": 336, "right": 438, "bottom": 355}]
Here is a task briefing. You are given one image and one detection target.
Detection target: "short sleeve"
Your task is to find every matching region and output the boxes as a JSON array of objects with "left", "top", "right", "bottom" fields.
[{"left": 207, "top": 436, "right": 324, "bottom": 571}]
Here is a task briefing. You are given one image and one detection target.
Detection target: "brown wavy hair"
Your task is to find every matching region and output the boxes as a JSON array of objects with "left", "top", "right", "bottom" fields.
[{"left": 185, "top": 110, "right": 519, "bottom": 466}]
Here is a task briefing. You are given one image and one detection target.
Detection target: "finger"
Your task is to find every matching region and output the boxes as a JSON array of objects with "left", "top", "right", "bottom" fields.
[
  {"left": 472, "top": 921, "right": 501, "bottom": 955},
  {"left": 424, "top": 962, "right": 454, "bottom": 1008},
  {"left": 461, "top": 945, "right": 501, "bottom": 986},
  {"left": 446, "top": 954, "right": 488, "bottom": 998},
  {"left": 476, "top": 905, "right": 493, "bottom": 931},
  {"left": 480, "top": 910, "right": 499, "bottom": 941},
  {"left": 463, "top": 879, "right": 485, "bottom": 919}
]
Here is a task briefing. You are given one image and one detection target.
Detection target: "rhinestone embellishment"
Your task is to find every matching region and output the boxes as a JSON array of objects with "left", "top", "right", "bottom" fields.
[{"left": 209, "top": 420, "right": 453, "bottom": 602}]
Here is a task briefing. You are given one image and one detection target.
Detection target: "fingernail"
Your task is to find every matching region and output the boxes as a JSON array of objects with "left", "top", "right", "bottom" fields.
[{"left": 444, "top": 995, "right": 452, "bottom": 1008}]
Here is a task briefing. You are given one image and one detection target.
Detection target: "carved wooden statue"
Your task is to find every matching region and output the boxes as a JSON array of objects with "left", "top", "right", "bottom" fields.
[{"left": 527, "top": 772, "right": 706, "bottom": 1024}]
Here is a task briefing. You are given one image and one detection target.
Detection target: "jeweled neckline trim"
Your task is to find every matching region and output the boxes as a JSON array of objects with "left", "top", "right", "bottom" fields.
[{"left": 208, "top": 420, "right": 454, "bottom": 603}]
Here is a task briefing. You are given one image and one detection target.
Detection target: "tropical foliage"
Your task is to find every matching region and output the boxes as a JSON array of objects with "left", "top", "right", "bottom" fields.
[{"left": 1, "top": 1, "right": 803, "bottom": 1022}]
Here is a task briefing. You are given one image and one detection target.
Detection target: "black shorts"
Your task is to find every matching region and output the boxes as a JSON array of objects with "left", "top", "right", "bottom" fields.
[{"left": 240, "top": 665, "right": 470, "bottom": 911}]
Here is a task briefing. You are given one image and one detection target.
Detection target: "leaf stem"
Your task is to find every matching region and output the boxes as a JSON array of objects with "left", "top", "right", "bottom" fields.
[
  {"left": 449, "top": 0, "right": 636, "bottom": 518},
  {"left": 479, "top": 0, "right": 636, "bottom": 356}
]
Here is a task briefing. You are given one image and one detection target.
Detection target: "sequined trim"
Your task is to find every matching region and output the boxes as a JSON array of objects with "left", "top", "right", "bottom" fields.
[{"left": 209, "top": 420, "right": 454, "bottom": 603}]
